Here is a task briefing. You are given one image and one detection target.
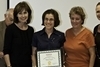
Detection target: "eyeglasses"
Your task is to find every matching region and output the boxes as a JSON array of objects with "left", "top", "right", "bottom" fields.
[{"left": 44, "top": 18, "right": 54, "bottom": 22}]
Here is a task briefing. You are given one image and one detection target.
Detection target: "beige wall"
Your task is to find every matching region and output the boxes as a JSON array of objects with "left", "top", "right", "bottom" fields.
[
  {"left": 10, "top": 0, "right": 100, "bottom": 32},
  {"left": 0, "top": 0, "right": 7, "bottom": 20}
]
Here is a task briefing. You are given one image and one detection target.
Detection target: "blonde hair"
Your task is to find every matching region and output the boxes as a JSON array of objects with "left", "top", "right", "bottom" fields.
[{"left": 69, "top": 6, "right": 86, "bottom": 24}]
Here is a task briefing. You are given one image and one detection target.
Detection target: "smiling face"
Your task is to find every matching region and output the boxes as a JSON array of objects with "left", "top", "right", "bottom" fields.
[
  {"left": 70, "top": 13, "right": 83, "bottom": 29},
  {"left": 17, "top": 9, "right": 28, "bottom": 23},
  {"left": 96, "top": 5, "right": 100, "bottom": 20},
  {"left": 44, "top": 14, "right": 55, "bottom": 30}
]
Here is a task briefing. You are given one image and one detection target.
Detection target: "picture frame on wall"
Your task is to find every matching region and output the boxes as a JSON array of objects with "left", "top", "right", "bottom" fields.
[{"left": 0, "top": 0, "right": 8, "bottom": 20}]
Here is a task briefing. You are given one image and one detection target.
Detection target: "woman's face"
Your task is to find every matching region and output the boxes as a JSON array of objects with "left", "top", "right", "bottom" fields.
[
  {"left": 70, "top": 13, "right": 83, "bottom": 29},
  {"left": 96, "top": 5, "right": 100, "bottom": 20},
  {"left": 44, "top": 14, "right": 54, "bottom": 30},
  {"left": 17, "top": 9, "right": 28, "bottom": 23}
]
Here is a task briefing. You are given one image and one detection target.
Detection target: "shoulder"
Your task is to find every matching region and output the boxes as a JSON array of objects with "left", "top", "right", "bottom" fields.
[
  {"left": 6, "top": 23, "right": 16, "bottom": 32},
  {"left": 0, "top": 21, "right": 5, "bottom": 29},
  {"left": 84, "top": 27, "right": 93, "bottom": 34},
  {"left": 0, "top": 21, "right": 5, "bottom": 26},
  {"left": 65, "top": 28, "right": 72, "bottom": 34},
  {"left": 28, "top": 25, "right": 34, "bottom": 31},
  {"left": 93, "top": 24, "right": 99, "bottom": 30},
  {"left": 94, "top": 24, "right": 99, "bottom": 28},
  {"left": 34, "top": 29, "right": 43, "bottom": 35},
  {"left": 0, "top": 20, "right": 4, "bottom": 23},
  {"left": 32, "top": 30, "right": 43, "bottom": 39},
  {"left": 53, "top": 29, "right": 65, "bottom": 38},
  {"left": 28, "top": 25, "right": 33, "bottom": 29},
  {"left": 55, "top": 29, "right": 64, "bottom": 35},
  {"left": 7, "top": 23, "right": 15, "bottom": 28}
]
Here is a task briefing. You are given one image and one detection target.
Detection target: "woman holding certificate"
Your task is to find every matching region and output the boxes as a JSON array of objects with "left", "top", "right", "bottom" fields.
[
  {"left": 64, "top": 6, "right": 95, "bottom": 67},
  {"left": 31, "top": 9, "right": 65, "bottom": 67}
]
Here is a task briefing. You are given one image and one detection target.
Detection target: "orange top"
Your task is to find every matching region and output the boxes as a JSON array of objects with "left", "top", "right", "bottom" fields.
[{"left": 64, "top": 28, "right": 95, "bottom": 67}]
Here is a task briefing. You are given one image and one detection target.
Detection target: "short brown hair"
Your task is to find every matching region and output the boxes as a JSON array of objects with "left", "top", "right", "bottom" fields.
[
  {"left": 69, "top": 6, "right": 86, "bottom": 24},
  {"left": 42, "top": 9, "right": 60, "bottom": 27},
  {"left": 14, "top": 1, "right": 32, "bottom": 24}
]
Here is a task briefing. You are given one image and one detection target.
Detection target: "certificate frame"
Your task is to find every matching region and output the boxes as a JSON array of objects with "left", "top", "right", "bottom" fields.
[{"left": 37, "top": 49, "right": 62, "bottom": 67}]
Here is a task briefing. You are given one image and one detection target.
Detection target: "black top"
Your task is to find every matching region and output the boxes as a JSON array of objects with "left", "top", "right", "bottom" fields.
[
  {"left": 31, "top": 28, "right": 65, "bottom": 51},
  {"left": 3, "top": 23, "right": 34, "bottom": 66},
  {"left": 93, "top": 24, "right": 100, "bottom": 54},
  {"left": 93, "top": 24, "right": 100, "bottom": 67}
]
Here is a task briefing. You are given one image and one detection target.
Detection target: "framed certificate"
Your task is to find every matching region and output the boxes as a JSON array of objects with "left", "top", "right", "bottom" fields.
[{"left": 37, "top": 49, "right": 62, "bottom": 67}]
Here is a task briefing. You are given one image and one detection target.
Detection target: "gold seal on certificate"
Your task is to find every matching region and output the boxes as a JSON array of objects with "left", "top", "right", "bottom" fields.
[{"left": 37, "top": 49, "right": 62, "bottom": 67}]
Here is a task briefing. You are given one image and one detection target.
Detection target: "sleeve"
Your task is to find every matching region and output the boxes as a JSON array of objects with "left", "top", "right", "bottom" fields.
[
  {"left": 31, "top": 33, "right": 38, "bottom": 47},
  {"left": 93, "top": 25, "right": 98, "bottom": 36},
  {"left": 86, "top": 31, "right": 95, "bottom": 48},
  {"left": 60, "top": 33, "right": 65, "bottom": 47},
  {"left": 30, "top": 27, "right": 34, "bottom": 34},
  {"left": 3, "top": 26, "right": 13, "bottom": 55}
]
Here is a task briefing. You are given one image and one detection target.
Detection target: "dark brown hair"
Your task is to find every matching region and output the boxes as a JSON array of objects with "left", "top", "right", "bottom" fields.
[
  {"left": 14, "top": 1, "right": 32, "bottom": 24},
  {"left": 96, "top": 2, "right": 100, "bottom": 7},
  {"left": 42, "top": 9, "right": 60, "bottom": 27}
]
